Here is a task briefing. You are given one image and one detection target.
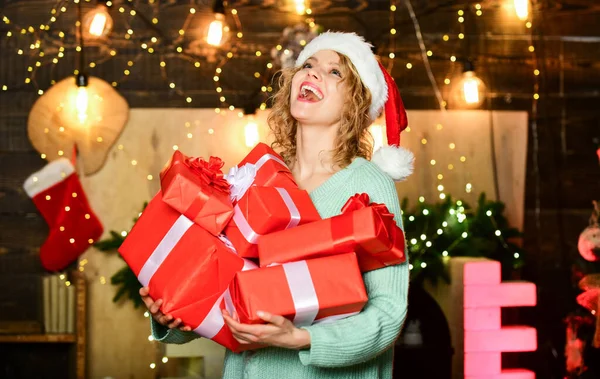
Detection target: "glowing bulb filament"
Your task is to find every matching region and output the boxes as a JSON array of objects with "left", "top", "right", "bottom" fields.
[
  {"left": 89, "top": 13, "right": 107, "bottom": 36},
  {"left": 462, "top": 77, "right": 480, "bottom": 105},
  {"left": 514, "top": 0, "right": 529, "bottom": 20},
  {"left": 75, "top": 86, "right": 89, "bottom": 124},
  {"left": 294, "top": 0, "right": 306, "bottom": 15},
  {"left": 207, "top": 16, "right": 224, "bottom": 46}
]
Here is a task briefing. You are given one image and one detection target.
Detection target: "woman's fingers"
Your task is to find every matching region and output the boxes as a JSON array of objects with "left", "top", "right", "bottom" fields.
[
  {"left": 158, "top": 313, "right": 173, "bottom": 325},
  {"left": 139, "top": 286, "right": 149, "bottom": 297},
  {"left": 139, "top": 287, "right": 155, "bottom": 309},
  {"left": 150, "top": 298, "right": 163, "bottom": 314},
  {"left": 167, "top": 318, "right": 181, "bottom": 329}
]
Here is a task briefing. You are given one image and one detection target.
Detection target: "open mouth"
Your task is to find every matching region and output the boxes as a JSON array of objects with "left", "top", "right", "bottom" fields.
[{"left": 298, "top": 82, "right": 324, "bottom": 102}]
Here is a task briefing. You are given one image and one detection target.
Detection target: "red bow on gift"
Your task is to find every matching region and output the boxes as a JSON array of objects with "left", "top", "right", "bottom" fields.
[
  {"left": 341, "top": 193, "right": 394, "bottom": 221},
  {"left": 184, "top": 156, "right": 230, "bottom": 194}
]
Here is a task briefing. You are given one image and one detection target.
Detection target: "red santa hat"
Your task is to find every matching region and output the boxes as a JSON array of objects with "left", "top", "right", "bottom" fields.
[{"left": 296, "top": 31, "right": 414, "bottom": 181}]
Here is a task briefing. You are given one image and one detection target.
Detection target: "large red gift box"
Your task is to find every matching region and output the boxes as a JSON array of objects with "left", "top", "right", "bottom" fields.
[
  {"left": 224, "top": 186, "right": 321, "bottom": 258},
  {"left": 229, "top": 253, "right": 368, "bottom": 326},
  {"left": 257, "top": 193, "right": 407, "bottom": 272},
  {"left": 118, "top": 193, "right": 246, "bottom": 350},
  {"left": 160, "top": 150, "right": 234, "bottom": 236}
]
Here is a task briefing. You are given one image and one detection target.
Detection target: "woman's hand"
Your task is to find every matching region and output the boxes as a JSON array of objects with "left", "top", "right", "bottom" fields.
[
  {"left": 222, "top": 309, "right": 311, "bottom": 350},
  {"left": 139, "top": 287, "right": 192, "bottom": 332}
]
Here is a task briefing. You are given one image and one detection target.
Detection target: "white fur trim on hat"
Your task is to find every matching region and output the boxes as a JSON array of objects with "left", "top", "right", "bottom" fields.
[
  {"left": 296, "top": 32, "right": 387, "bottom": 121},
  {"left": 23, "top": 158, "right": 75, "bottom": 198},
  {"left": 371, "top": 146, "right": 414, "bottom": 181}
]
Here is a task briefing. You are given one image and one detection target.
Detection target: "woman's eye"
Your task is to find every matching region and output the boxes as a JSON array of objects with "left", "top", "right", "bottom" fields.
[
  {"left": 302, "top": 63, "right": 312, "bottom": 69},
  {"left": 331, "top": 69, "right": 342, "bottom": 77}
]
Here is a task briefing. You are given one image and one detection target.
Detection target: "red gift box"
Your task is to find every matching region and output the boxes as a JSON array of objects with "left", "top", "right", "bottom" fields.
[
  {"left": 118, "top": 193, "right": 246, "bottom": 350},
  {"left": 230, "top": 253, "right": 368, "bottom": 326},
  {"left": 183, "top": 258, "right": 260, "bottom": 352},
  {"left": 224, "top": 186, "right": 321, "bottom": 258},
  {"left": 258, "top": 193, "right": 407, "bottom": 272},
  {"left": 227, "top": 143, "right": 297, "bottom": 202},
  {"left": 160, "top": 150, "right": 233, "bottom": 236}
]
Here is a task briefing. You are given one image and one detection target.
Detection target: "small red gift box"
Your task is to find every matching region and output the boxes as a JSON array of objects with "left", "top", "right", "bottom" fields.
[
  {"left": 229, "top": 253, "right": 368, "bottom": 326},
  {"left": 258, "top": 193, "right": 407, "bottom": 272},
  {"left": 227, "top": 143, "right": 297, "bottom": 202},
  {"left": 160, "top": 150, "right": 233, "bottom": 236},
  {"left": 224, "top": 186, "right": 321, "bottom": 258},
  {"left": 118, "top": 193, "right": 245, "bottom": 348}
]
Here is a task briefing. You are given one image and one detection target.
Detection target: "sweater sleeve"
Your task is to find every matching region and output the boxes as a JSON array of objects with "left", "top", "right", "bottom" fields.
[
  {"left": 150, "top": 318, "right": 200, "bottom": 345},
  {"left": 298, "top": 169, "right": 409, "bottom": 367}
]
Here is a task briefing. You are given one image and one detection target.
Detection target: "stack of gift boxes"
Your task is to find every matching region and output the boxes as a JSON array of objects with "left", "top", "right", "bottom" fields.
[{"left": 119, "top": 143, "right": 407, "bottom": 352}]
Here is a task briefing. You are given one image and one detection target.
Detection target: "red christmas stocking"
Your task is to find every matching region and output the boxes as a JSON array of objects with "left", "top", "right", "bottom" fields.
[{"left": 23, "top": 158, "right": 103, "bottom": 271}]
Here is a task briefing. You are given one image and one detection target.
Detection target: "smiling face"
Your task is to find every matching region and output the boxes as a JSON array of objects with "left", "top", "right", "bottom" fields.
[{"left": 290, "top": 50, "right": 347, "bottom": 127}]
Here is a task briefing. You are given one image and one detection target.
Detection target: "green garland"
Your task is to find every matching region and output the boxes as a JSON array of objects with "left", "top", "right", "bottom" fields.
[
  {"left": 401, "top": 193, "right": 525, "bottom": 286},
  {"left": 94, "top": 203, "right": 146, "bottom": 309},
  {"left": 95, "top": 194, "right": 525, "bottom": 308}
]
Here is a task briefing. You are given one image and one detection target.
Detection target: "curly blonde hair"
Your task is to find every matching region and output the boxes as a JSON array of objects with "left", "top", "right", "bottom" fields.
[{"left": 268, "top": 53, "right": 374, "bottom": 169}]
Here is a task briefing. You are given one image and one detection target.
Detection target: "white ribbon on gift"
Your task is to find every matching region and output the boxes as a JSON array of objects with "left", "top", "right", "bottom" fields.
[
  {"left": 277, "top": 260, "right": 361, "bottom": 326},
  {"left": 233, "top": 187, "right": 301, "bottom": 244},
  {"left": 137, "top": 215, "right": 194, "bottom": 287},
  {"left": 226, "top": 163, "right": 257, "bottom": 203},
  {"left": 282, "top": 260, "right": 320, "bottom": 327},
  {"left": 226, "top": 153, "right": 287, "bottom": 202}
]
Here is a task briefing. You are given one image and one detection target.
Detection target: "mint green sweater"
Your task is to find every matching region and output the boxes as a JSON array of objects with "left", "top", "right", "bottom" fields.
[{"left": 151, "top": 157, "right": 409, "bottom": 379}]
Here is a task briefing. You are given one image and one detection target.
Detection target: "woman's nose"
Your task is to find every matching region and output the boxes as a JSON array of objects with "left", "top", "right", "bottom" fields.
[{"left": 307, "top": 67, "right": 321, "bottom": 81}]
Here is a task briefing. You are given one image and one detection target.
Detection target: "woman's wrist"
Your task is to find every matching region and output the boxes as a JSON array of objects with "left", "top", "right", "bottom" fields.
[{"left": 293, "top": 328, "right": 311, "bottom": 349}]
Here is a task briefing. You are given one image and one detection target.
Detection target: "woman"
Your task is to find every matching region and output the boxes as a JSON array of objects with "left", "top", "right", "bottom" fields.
[{"left": 140, "top": 32, "right": 413, "bottom": 379}]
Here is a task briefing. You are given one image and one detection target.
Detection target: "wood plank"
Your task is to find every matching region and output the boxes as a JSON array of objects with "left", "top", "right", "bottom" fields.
[
  {"left": 0, "top": 274, "right": 43, "bottom": 322},
  {"left": 0, "top": 214, "right": 47, "bottom": 249},
  {"left": 0, "top": 334, "right": 76, "bottom": 343},
  {"left": 492, "top": 111, "right": 528, "bottom": 230}
]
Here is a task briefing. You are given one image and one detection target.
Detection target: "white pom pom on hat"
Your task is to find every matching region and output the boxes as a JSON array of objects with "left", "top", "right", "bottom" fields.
[{"left": 296, "top": 31, "right": 414, "bottom": 181}]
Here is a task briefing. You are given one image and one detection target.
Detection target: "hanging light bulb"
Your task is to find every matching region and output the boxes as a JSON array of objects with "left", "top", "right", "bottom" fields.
[
  {"left": 294, "top": 0, "right": 307, "bottom": 15},
  {"left": 207, "top": 14, "right": 225, "bottom": 46},
  {"left": 513, "top": 0, "right": 529, "bottom": 20},
  {"left": 452, "top": 60, "right": 486, "bottom": 109},
  {"left": 82, "top": 1, "right": 113, "bottom": 38},
  {"left": 75, "top": 73, "right": 89, "bottom": 124},
  {"left": 207, "top": 0, "right": 226, "bottom": 46}
]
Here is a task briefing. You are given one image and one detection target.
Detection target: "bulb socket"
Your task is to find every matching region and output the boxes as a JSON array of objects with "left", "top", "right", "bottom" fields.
[
  {"left": 212, "top": 0, "right": 226, "bottom": 15},
  {"left": 463, "top": 60, "right": 475, "bottom": 73},
  {"left": 76, "top": 73, "right": 89, "bottom": 87}
]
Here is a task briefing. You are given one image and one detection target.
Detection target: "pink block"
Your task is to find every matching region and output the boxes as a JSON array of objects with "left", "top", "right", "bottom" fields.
[
  {"left": 464, "top": 308, "right": 501, "bottom": 330},
  {"left": 464, "top": 261, "right": 501, "bottom": 285},
  {"left": 500, "top": 369, "right": 536, "bottom": 379},
  {"left": 464, "top": 352, "right": 501, "bottom": 375},
  {"left": 464, "top": 282, "right": 537, "bottom": 308},
  {"left": 466, "top": 369, "right": 535, "bottom": 379},
  {"left": 465, "top": 326, "right": 537, "bottom": 352}
]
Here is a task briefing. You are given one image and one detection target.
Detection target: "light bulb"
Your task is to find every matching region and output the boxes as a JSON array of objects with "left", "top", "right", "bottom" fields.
[
  {"left": 513, "top": 0, "right": 528, "bottom": 20},
  {"left": 75, "top": 86, "right": 89, "bottom": 124},
  {"left": 452, "top": 65, "right": 486, "bottom": 109},
  {"left": 462, "top": 73, "right": 480, "bottom": 105},
  {"left": 244, "top": 119, "right": 259, "bottom": 147},
  {"left": 83, "top": 4, "right": 113, "bottom": 38},
  {"left": 207, "top": 14, "right": 225, "bottom": 46},
  {"left": 294, "top": 0, "right": 307, "bottom": 15}
]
